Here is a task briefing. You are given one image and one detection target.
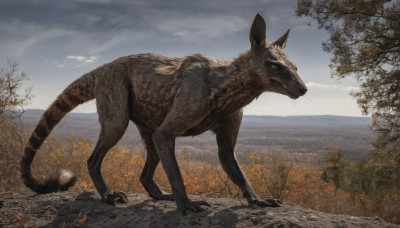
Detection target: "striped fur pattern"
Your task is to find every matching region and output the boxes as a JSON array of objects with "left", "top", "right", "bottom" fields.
[{"left": 20, "top": 73, "right": 96, "bottom": 193}]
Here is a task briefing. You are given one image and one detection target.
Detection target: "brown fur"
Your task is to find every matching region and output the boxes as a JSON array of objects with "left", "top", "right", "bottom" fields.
[{"left": 21, "top": 13, "right": 307, "bottom": 213}]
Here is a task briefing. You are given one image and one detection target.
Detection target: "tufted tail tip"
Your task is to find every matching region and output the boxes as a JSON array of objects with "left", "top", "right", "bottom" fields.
[
  {"left": 58, "top": 170, "right": 78, "bottom": 191},
  {"left": 22, "top": 169, "right": 77, "bottom": 194}
]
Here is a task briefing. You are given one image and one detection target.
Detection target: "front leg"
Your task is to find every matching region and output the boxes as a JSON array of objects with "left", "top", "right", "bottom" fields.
[
  {"left": 152, "top": 130, "right": 210, "bottom": 214},
  {"left": 149, "top": 74, "right": 212, "bottom": 213},
  {"left": 213, "top": 110, "right": 280, "bottom": 207}
]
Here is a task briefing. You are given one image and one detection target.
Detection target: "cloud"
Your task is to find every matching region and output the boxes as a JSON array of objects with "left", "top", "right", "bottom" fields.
[
  {"left": 66, "top": 55, "right": 99, "bottom": 66},
  {"left": 88, "top": 31, "right": 147, "bottom": 54},
  {"left": 157, "top": 15, "right": 248, "bottom": 42},
  {"left": 18, "top": 29, "right": 77, "bottom": 56},
  {"left": 0, "top": 0, "right": 303, "bottom": 58},
  {"left": 306, "top": 82, "right": 359, "bottom": 92},
  {"left": 306, "top": 82, "right": 339, "bottom": 90},
  {"left": 0, "top": 19, "right": 79, "bottom": 58}
]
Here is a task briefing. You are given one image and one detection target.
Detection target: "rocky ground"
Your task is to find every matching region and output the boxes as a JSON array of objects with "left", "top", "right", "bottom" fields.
[{"left": 0, "top": 190, "right": 398, "bottom": 228}]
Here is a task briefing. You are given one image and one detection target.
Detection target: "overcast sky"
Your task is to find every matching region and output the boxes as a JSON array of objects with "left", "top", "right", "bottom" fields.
[{"left": 0, "top": 0, "right": 364, "bottom": 116}]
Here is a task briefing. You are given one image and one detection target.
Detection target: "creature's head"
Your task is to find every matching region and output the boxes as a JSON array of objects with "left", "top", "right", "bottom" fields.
[{"left": 248, "top": 13, "right": 307, "bottom": 99}]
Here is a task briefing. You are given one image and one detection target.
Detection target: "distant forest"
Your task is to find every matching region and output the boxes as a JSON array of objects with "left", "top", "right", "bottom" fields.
[{"left": 21, "top": 109, "right": 374, "bottom": 159}]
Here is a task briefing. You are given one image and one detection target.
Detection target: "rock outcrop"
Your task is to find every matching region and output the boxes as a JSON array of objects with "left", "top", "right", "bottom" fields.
[{"left": 0, "top": 190, "right": 398, "bottom": 227}]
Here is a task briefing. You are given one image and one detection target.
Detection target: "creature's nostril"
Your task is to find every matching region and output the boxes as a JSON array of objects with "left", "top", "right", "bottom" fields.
[{"left": 299, "top": 87, "right": 308, "bottom": 95}]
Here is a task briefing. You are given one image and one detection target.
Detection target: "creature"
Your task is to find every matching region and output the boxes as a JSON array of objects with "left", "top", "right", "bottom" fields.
[{"left": 21, "top": 13, "right": 307, "bottom": 214}]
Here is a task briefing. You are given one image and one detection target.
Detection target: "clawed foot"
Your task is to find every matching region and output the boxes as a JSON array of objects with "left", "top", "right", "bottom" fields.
[
  {"left": 177, "top": 199, "right": 211, "bottom": 215},
  {"left": 103, "top": 191, "right": 129, "bottom": 206},
  {"left": 249, "top": 198, "right": 281, "bottom": 207}
]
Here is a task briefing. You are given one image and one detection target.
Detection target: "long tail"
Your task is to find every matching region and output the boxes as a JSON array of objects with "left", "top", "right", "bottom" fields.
[{"left": 21, "top": 72, "right": 96, "bottom": 194}]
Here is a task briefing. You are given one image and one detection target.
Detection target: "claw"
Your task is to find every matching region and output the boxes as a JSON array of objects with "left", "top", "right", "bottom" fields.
[
  {"left": 265, "top": 198, "right": 281, "bottom": 207},
  {"left": 114, "top": 191, "right": 129, "bottom": 203},
  {"left": 194, "top": 200, "right": 211, "bottom": 207},
  {"left": 178, "top": 199, "right": 209, "bottom": 215},
  {"left": 103, "top": 191, "right": 129, "bottom": 206}
]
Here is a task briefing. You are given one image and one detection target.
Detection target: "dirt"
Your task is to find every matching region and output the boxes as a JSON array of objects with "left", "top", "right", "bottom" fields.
[{"left": 0, "top": 190, "right": 398, "bottom": 228}]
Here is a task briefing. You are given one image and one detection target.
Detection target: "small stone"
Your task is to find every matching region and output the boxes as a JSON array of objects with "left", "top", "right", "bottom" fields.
[
  {"left": 43, "top": 208, "right": 57, "bottom": 220},
  {"left": 76, "top": 191, "right": 95, "bottom": 201},
  {"left": 250, "top": 216, "right": 262, "bottom": 225},
  {"left": 209, "top": 217, "right": 219, "bottom": 225},
  {"left": 243, "top": 215, "right": 252, "bottom": 220},
  {"left": 307, "top": 213, "right": 318, "bottom": 221},
  {"left": 109, "top": 212, "right": 118, "bottom": 219},
  {"left": 249, "top": 204, "right": 259, "bottom": 209},
  {"left": 61, "top": 195, "right": 74, "bottom": 202},
  {"left": 46, "top": 208, "right": 57, "bottom": 215},
  {"left": 273, "top": 222, "right": 286, "bottom": 228},
  {"left": 259, "top": 210, "right": 267, "bottom": 215},
  {"left": 266, "top": 212, "right": 274, "bottom": 220}
]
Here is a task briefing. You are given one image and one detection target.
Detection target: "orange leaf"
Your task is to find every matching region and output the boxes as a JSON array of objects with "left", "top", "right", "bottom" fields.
[{"left": 78, "top": 213, "right": 88, "bottom": 225}]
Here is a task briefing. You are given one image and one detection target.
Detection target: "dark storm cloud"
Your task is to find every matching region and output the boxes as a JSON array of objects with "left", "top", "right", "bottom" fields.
[
  {"left": 0, "top": 0, "right": 250, "bottom": 33},
  {"left": 0, "top": 0, "right": 305, "bottom": 59}
]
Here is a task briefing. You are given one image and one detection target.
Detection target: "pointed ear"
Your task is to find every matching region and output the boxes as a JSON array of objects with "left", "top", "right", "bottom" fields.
[
  {"left": 249, "top": 13, "right": 266, "bottom": 49},
  {"left": 272, "top": 29, "right": 290, "bottom": 48}
]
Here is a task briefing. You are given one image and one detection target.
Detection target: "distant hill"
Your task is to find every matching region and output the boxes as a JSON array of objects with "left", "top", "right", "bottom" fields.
[
  {"left": 21, "top": 109, "right": 374, "bottom": 159},
  {"left": 243, "top": 115, "right": 371, "bottom": 127},
  {"left": 24, "top": 109, "right": 98, "bottom": 120},
  {"left": 23, "top": 109, "right": 371, "bottom": 127}
]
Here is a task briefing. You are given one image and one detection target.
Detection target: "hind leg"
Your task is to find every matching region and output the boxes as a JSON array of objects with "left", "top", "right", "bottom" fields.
[
  {"left": 88, "top": 123, "right": 129, "bottom": 205},
  {"left": 88, "top": 117, "right": 129, "bottom": 205},
  {"left": 139, "top": 129, "right": 173, "bottom": 201},
  {"left": 88, "top": 79, "right": 130, "bottom": 206}
]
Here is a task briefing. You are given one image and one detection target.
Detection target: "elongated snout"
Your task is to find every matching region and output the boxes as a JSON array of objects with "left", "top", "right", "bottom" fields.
[
  {"left": 285, "top": 80, "right": 307, "bottom": 99},
  {"left": 298, "top": 83, "right": 308, "bottom": 96}
]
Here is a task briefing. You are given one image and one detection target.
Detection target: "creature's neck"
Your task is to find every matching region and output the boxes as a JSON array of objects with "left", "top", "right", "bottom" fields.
[{"left": 208, "top": 52, "right": 264, "bottom": 115}]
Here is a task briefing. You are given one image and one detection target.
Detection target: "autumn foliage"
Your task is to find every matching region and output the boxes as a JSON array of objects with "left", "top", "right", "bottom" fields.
[{"left": 1, "top": 137, "right": 398, "bottom": 224}]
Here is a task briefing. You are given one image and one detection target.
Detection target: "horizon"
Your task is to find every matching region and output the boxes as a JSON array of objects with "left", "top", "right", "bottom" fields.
[{"left": 23, "top": 108, "right": 371, "bottom": 119}]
